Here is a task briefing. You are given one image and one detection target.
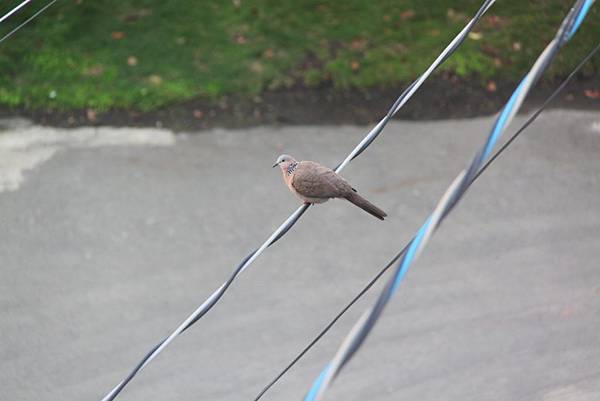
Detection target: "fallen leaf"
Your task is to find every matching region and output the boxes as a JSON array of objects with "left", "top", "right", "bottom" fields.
[
  {"left": 127, "top": 56, "right": 138, "bottom": 66},
  {"left": 485, "top": 15, "right": 506, "bottom": 28},
  {"left": 389, "top": 42, "right": 407, "bottom": 54},
  {"left": 86, "top": 109, "right": 97, "bottom": 122},
  {"left": 122, "top": 8, "right": 152, "bottom": 22},
  {"left": 83, "top": 65, "right": 104, "bottom": 76},
  {"left": 584, "top": 89, "right": 600, "bottom": 99},
  {"left": 350, "top": 38, "right": 366, "bottom": 51},
  {"left": 148, "top": 75, "right": 162, "bottom": 85},
  {"left": 481, "top": 44, "right": 501, "bottom": 57},
  {"left": 447, "top": 8, "right": 466, "bottom": 22},
  {"left": 111, "top": 31, "right": 125, "bottom": 40},
  {"left": 400, "top": 9, "right": 415, "bottom": 20},
  {"left": 249, "top": 60, "right": 264, "bottom": 73}
]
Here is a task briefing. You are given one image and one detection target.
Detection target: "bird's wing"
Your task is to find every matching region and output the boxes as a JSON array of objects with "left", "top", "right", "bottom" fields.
[{"left": 291, "top": 161, "right": 352, "bottom": 198}]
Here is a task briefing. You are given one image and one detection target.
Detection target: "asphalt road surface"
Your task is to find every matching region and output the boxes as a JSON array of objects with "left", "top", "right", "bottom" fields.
[{"left": 1, "top": 110, "right": 600, "bottom": 401}]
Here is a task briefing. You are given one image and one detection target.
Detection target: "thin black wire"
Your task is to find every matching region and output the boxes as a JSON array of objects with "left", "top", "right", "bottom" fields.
[
  {"left": 0, "top": 0, "right": 58, "bottom": 44},
  {"left": 253, "top": 42, "right": 600, "bottom": 401},
  {"left": 252, "top": 243, "right": 409, "bottom": 401},
  {"left": 475, "top": 45, "right": 600, "bottom": 181}
]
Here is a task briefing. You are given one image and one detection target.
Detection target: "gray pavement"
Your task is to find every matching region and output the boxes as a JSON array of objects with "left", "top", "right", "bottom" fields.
[{"left": 1, "top": 110, "right": 600, "bottom": 401}]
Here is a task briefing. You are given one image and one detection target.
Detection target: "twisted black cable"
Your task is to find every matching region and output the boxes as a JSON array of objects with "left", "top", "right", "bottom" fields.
[{"left": 100, "top": 2, "right": 496, "bottom": 400}]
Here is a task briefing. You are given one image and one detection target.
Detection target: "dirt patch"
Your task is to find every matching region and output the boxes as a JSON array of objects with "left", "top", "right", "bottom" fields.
[{"left": 1, "top": 76, "right": 597, "bottom": 131}]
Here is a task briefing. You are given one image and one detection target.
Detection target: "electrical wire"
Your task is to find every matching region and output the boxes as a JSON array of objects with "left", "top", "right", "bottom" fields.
[
  {"left": 302, "top": 1, "right": 595, "bottom": 400},
  {"left": 99, "top": 2, "right": 497, "bottom": 400},
  {"left": 253, "top": 40, "right": 600, "bottom": 401},
  {"left": 0, "top": 0, "right": 32, "bottom": 24},
  {"left": 0, "top": 0, "right": 58, "bottom": 44}
]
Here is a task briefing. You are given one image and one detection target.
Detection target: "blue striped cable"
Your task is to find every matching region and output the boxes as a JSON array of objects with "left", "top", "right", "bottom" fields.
[
  {"left": 305, "top": 364, "right": 332, "bottom": 401},
  {"left": 482, "top": 79, "right": 526, "bottom": 160},
  {"left": 390, "top": 216, "right": 431, "bottom": 294},
  {"left": 303, "top": 1, "right": 594, "bottom": 400},
  {"left": 568, "top": 0, "right": 594, "bottom": 38}
]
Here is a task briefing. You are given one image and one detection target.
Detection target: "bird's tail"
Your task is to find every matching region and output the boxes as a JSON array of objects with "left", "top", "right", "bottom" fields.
[{"left": 345, "top": 192, "right": 387, "bottom": 220}]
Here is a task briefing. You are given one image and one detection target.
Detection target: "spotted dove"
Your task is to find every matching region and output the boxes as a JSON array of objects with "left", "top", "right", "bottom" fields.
[{"left": 273, "top": 154, "right": 387, "bottom": 220}]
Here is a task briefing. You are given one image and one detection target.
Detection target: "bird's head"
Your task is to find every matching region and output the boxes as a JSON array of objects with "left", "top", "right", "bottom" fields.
[{"left": 272, "top": 154, "right": 297, "bottom": 171}]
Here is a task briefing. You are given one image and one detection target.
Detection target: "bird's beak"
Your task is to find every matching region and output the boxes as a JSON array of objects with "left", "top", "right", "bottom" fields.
[{"left": 272, "top": 162, "right": 279, "bottom": 168}]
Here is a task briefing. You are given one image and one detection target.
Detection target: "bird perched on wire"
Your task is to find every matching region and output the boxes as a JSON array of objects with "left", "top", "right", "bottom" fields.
[{"left": 273, "top": 154, "right": 387, "bottom": 220}]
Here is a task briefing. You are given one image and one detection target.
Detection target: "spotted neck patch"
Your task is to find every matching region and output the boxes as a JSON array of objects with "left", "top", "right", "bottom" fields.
[{"left": 287, "top": 161, "right": 298, "bottom": 175}]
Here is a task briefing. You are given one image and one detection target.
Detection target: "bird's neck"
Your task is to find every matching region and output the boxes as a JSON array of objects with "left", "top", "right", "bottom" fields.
[{"left": 286, "top": 161, "right": 298, "bottom": 175}]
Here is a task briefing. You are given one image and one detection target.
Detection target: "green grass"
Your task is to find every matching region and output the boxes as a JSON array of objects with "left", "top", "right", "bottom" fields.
[{"left": 0, "top": 0, "right": 597, "bottom": 111}]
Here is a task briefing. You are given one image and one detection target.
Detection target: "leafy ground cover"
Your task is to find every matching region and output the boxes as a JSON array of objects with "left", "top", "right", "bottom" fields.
[{"left": 0, "top": 0, "right": 597, "bottom": 112}]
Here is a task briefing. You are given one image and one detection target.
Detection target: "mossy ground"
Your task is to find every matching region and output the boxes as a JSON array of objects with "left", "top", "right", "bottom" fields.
[{"left": 0, "top": 0, "right": 597, "bottom": 112}]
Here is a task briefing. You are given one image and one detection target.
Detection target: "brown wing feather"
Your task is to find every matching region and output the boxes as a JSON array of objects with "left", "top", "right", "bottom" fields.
[{"left": 291, "top": 161, "right": 352, "bottom": 198}]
